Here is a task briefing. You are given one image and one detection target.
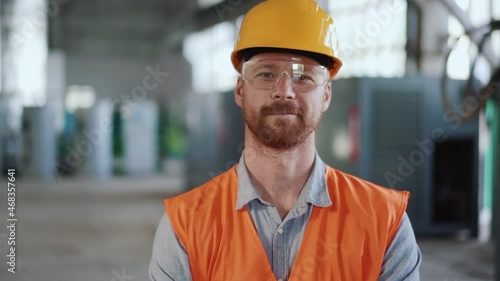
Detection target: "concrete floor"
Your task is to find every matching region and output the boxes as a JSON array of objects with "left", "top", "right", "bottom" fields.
[{"left": 0, "top": 176, "right": 494, "bottom": 281}]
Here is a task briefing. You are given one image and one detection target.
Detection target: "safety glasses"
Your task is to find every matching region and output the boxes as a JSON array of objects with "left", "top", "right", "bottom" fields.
[{"left": 241, "top": 59, "right": 329, "bottom": 92}]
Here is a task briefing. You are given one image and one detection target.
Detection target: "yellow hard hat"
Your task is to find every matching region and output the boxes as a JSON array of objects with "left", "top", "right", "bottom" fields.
[{"left": 231, "top": 0, "right": 342, "bottom": 79}]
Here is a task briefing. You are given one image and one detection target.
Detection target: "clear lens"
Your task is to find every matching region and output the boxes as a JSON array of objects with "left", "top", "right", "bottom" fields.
[{"left": 242, "top": 59, "right": 329, "bottom": 92}]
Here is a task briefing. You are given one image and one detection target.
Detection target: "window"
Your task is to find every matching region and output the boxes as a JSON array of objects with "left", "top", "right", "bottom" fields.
[
  {"left": 447, "top": 0, "right": 497, "bottom": 81},
  {"left": 183, "top": 21, "right": 237, "bottom": 94},
  {"left": 491, "top": 0, "right": 500, "bottom": 59},
  {"left": 447, "top": 15, "right": 470, "bottom": 80},
  {"left": 328, "top": 0, "right": 407, "bottom": 78},
  {"left": 4, "top": 0, "right": 48, "bottom": 106},
  {"left": 65, "top": 85, "right": 96, "bottom": 112},
  {"left": 197, "top": 0, "right": 225, "bottom": 8}
]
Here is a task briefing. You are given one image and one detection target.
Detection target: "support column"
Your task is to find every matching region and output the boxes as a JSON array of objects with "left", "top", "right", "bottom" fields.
[{"left": 491, "top": 98, "right": 499, "bottom": 281}]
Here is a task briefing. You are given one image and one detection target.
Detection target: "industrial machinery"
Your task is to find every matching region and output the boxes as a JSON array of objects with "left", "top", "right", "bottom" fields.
[{"left": 317, "top": 77, "right": 479, "bottom": 236}]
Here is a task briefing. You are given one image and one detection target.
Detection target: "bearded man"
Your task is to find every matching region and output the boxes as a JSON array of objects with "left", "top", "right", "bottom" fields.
[{"left": 149, "top": 1, "right": 421, "bottom": 280}]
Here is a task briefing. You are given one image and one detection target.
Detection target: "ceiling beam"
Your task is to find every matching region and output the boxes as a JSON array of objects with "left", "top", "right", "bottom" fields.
[
  {"left": 160, "top": 0, "right": 262, "bottom": 51},
  {"left": 194, "top": 0, "right": 262, "bottom": 30}
]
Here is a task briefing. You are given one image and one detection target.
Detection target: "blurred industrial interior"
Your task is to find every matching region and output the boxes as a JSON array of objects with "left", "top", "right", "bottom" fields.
[{"left": 0, "top": 0, "right": 499, "bottom": 280}]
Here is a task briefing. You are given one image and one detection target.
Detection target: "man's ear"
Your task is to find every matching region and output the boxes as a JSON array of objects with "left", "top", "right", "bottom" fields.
[
  {"left": 234, "top": 77, "right": 244, "bottom": 108},
  {"left": 322, "top": 82, "right": 332, "bottom": 112}
]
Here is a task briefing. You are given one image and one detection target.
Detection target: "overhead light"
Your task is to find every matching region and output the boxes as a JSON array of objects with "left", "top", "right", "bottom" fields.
[{"left": 65, "top": 85, "right": 96, "bottom": 112}]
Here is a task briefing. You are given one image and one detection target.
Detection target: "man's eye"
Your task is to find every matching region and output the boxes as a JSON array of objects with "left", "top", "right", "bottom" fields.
[
  {"left": 257, "top": 72, "right": 275, "bottom": 79},
  {"left": 298, "top": 75, "right": 314, "bottom": 81}
]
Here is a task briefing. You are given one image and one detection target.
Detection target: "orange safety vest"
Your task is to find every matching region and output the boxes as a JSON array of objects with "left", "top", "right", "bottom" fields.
[{"left": 164, "top": 165, "right": 409, "bottom": 281}]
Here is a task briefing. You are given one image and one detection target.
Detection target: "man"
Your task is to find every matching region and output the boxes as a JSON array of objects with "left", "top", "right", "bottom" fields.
[{"left": 150, "top": 0, "right": 421, "bottom": 280}]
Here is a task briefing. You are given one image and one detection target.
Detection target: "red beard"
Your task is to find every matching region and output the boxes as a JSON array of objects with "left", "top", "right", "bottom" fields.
[{"left": 242, "top": 100, "right": 322, "bottom": 150}]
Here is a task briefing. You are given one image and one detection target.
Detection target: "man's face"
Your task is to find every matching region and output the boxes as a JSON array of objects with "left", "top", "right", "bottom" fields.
[{"left": 235, "top": 52, "right": 332, "bottom": 150}]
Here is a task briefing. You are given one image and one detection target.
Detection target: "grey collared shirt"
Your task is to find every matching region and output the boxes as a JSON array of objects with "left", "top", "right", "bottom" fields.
[{"left": 150, "top": 153, "right": 421, "bottom": 281}]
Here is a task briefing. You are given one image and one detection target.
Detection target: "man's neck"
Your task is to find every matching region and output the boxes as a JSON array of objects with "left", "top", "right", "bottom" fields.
[{"left": 243, "top": 129, "right": 316, "bottom": 219}]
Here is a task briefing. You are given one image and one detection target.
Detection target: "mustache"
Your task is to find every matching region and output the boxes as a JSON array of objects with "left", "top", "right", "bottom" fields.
[{"left": 260, "top": 101, "right": 302, "bottom": 116}]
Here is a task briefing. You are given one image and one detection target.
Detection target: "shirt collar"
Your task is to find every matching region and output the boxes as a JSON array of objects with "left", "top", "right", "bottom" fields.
[{"left": 235, "top": 151, "right": 332, "bottom": 210}]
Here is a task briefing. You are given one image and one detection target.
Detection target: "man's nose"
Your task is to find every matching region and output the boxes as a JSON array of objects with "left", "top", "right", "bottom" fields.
[{"left": 272, "top": 72, "right": 296, "bottom": 100}]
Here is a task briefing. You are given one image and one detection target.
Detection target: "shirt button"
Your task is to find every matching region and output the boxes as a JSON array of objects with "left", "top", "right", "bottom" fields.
[
  {"left": 277, "top": 228, "right": 283, "bottom": 234},
  {"left": 299, "top": 204, "right": 305, "bottom": 209}
]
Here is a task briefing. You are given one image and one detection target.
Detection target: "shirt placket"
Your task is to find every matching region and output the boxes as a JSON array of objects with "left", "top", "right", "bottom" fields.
[
  {"left": 272, "top": 220, "right": 288, "bottom": 281},
  {"left": 272, "top": 199, "right": 310, "bottom": 281}
]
